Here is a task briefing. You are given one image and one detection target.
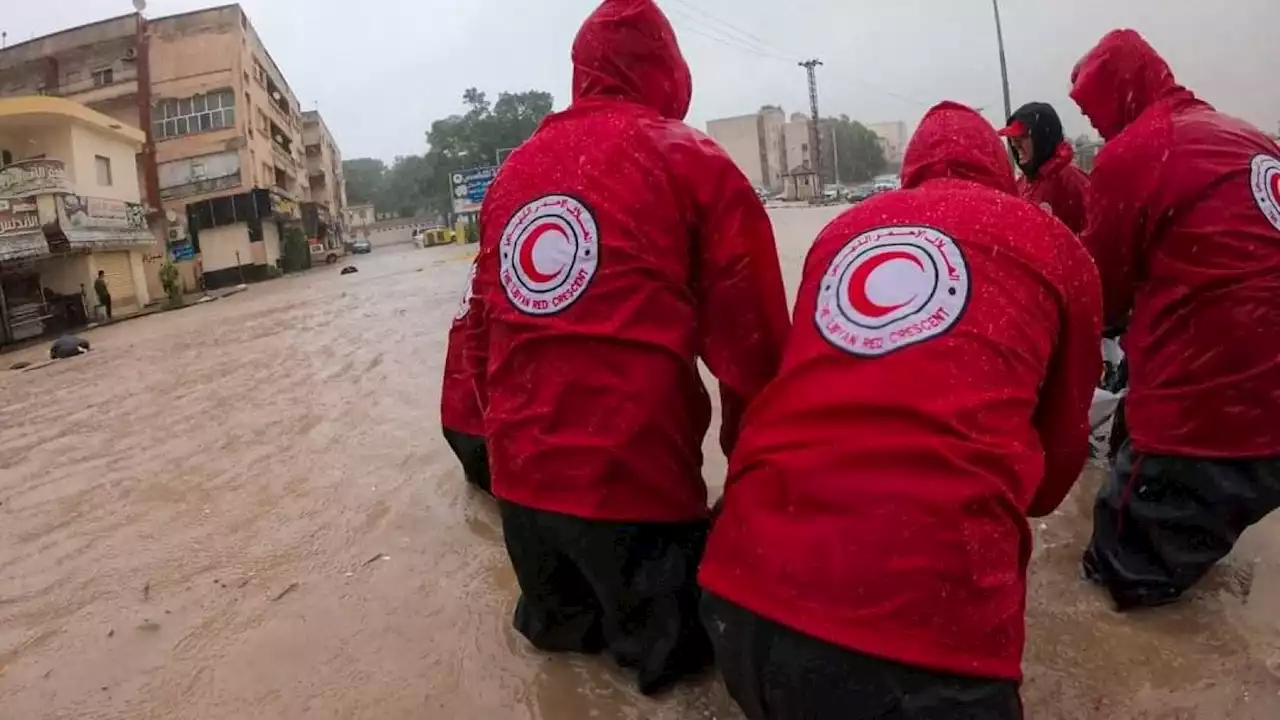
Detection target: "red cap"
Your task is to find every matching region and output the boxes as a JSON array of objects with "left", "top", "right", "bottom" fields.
[{"left": 997, "top": 119, "right": 1027, "bottom": 138}]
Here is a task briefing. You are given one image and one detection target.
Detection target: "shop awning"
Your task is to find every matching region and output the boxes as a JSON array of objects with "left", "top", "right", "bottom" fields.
[
  {"left": 0, "top": 231, "right": 51, "bottom": 263},
  {"left": 60, "top": 227, "right": 154, "bottom": 252}
]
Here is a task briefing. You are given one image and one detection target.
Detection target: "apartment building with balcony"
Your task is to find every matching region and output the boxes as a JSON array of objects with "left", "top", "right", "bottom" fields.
[
  {"left": 301, "top": 110, "right": 346, "bottom": 253},
  {"left": 0, "top": 4, "right": 311, "bottom": 291},
  {"left": 0, "top": 96, "right": 154, "bottom": 344}
]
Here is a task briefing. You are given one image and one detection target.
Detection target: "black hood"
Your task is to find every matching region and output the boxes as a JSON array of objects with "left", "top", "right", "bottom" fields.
[{"left": 1007, "top": 102, "right": 1064, "bottom": 180}]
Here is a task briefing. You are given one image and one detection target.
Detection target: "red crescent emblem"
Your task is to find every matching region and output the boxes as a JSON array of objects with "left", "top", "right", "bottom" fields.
[
  {"left": 847, "top": 250, "right": 924, "bottom": 318},
  {"left": 519, "top": 222, "right": 568, "bottom": 284},
  {"left": 1270, "top": 173, "right": 1280, "bottom": 206}
]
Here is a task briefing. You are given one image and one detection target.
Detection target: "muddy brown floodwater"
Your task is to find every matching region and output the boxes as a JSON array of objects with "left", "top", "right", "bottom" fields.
[{"left": 1, "top": 206, "right": 1279, "bottom": 720}]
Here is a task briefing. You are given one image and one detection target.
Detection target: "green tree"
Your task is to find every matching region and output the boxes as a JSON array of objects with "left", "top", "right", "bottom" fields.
[
  {"left": 820, "top": 116, "right": 888, "bottom": 185},
  {"left": 381, "top": 154, "right": 438, "bottom": 219},
  {"left": 342, "top": 158, "right": 387, "bottom": 205},
  {"left": 338, "top": 89, "right": 553, "bottom": 219},
  {"left": 423, "top": 88, "right": 554, "bottom": 215}
]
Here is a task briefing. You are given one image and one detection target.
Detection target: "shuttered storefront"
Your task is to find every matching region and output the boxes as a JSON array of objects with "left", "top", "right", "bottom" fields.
[{"left": 96, "top": 251, "right": 138, "bottom": 315}]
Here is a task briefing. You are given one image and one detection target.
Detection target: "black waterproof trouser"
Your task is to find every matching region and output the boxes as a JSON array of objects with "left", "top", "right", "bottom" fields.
[
  {"left": 498, "top": 500, "right": 712, "bottom": 696},
  {"left": 700, "top": 594, "right": 1023, "bottom": 720},
  {"left": 442, "top": 427, "right": 491, "bottom": 494},
  {"left": 1084, "top": 440, "right": 1280, "bottom": 610}
]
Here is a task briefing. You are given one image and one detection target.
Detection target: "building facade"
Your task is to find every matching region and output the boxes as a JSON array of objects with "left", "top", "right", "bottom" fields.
[
  {"left": 0, "top": 4, "right": 317, "bottom": 292},
  {"left": 706, "top": 106, "right": 788, "bottom": 193},
  {"left": 707, "top": 106, "right": 818, "bottom": 193},
  {"left": 301, "top": 110, "right": 346, "bottom": 254},
  {"left": 342, "top": 203, "right": 375, "bottom": 235},
  {"left": 0, "top": 96, "right": 154, "bottom": 344},
  {"left": 866, "top": 121, "right": 908, "bottom": 165}
]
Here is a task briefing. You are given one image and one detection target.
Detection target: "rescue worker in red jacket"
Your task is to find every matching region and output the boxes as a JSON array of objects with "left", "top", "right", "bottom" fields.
[
  {"left": 998, "top": 101, "right": 1091, "bottom": 234},
  {"left": 698, "top": 102, "right": 1102, "bottom": 720},
  {"left": 1072, "top": 29, "right": 1280, "bottom": 611},
  {"left": 440, "top": 260, "right": 490, "bottom": 494},
  {"left": 463, "top": 0, "right": 790, "bottom": 695}
]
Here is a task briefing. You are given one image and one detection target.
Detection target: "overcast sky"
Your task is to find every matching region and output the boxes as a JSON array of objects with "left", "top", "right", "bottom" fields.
[{"left": 6, "top": 0, "right": 1279, "bottom": 161}]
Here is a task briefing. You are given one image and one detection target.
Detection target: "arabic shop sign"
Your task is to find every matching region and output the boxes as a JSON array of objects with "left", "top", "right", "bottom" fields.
[
  {"left": 270, "top": 192, "right": 299, "bottom": 219},
  {"left": 61, "top": 196, "right": 148, "bottom": 231},
  {"left": 0, "top": 159, "right": 71, "bottom": 198},
  {"left": 0, "top": 197, "right": 40, "bottom": 237}
]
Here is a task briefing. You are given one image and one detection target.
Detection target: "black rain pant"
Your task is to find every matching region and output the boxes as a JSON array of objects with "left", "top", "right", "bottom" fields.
[
  {"left": 498, "top": 500, "right": 712, "bottom": 696},
  {"left": 1084, "top": 439, "right": 1280, "bottom": 610},
  {"left": 700, "top": 593, "right": 1022, "bottom": 720},
  {"left": 442, "top": 427, "right": 491, "bottom": 495}
]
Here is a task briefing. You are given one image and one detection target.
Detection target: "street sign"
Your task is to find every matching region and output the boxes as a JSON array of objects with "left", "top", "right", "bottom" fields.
[
  {"left": 170, "top": 242, "right": 195, "bottom": 261},
  {"left": 450, "top": 166, "right": 498, "bottom": 215}
]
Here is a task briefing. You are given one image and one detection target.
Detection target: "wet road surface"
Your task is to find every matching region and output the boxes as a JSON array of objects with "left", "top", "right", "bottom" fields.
[{"left": 1, "top": 207, "right": 1279, "bottom": 719}]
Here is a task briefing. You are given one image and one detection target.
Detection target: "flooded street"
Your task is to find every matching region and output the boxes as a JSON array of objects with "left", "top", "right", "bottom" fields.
[{"left": 2, "top": 207, "right": 1279, "bottom": 719}]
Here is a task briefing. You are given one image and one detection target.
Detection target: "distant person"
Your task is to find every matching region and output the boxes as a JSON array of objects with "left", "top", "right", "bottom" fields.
[
  {"left": 698, "top": 102, "right": 1102, "bottom": 719},
  {"left": 998, "top": 102, "right": 1090, "bottom": 233},
  {"left": 94, "top": 270, "right": 111, "bottom": 320},
  {"left": 1071, "top": 29, "right": 1280, "bottom": 610},
  {"left": 440, "top": 260, "right": 490, "bottom": 494},
  {"left": 462, "top": 0, "right": 789, "bottom": 695}
]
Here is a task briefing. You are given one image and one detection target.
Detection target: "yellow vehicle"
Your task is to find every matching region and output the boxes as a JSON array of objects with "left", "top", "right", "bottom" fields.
[{"left": 418, "top": 227, "right": 458, "bottom": 247}]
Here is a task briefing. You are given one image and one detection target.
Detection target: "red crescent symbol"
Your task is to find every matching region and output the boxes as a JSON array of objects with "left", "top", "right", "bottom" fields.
[
  {"left": 1270, "top": 172, "right": 1280, "bottom": 205},
  {"left": 847, "top": 250, "right": 925, "bottom": 318},
  {"left": 519, "top": 222, "right": 568, "bottom": 284}
]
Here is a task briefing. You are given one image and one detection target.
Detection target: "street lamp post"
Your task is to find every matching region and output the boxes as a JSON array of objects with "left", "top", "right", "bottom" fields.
[{"left": 991, "top": 0, "right": 1013, "bottom": 122}]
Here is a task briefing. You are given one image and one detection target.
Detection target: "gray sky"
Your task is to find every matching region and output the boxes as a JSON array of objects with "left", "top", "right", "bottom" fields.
[{"left": 7, "top": 0, "right": 1279, "bottom": 161}]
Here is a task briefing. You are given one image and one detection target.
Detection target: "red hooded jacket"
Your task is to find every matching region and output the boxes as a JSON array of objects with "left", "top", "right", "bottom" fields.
[
  {"left": 462, "top": 0, "right": 790, "bottom": 522},
  {"left": 1019, "top": 142, "right": 1090, "bottom": 235},
  {"left": 1072, "top": 30, "right": 1280, "bottom": 458},
  {"left": 441, "top": 259, "right": 483, "bottom": 436},
  {"left": 698, "top": 102, "right": 1102, "bottom": 682}
]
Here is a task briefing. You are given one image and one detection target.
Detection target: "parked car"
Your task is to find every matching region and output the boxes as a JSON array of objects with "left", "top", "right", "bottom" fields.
[
  {"left": 848, "top": 183, "right": 876, "bottom": 201},
  {"left": 871, "top": 173, "right": 901, "bottom": 194},
  {"left": 310, "top": 242, "right": 342, "bottom": 265},
  {"left": 351, "top": 238, "right": 372, "bottom": 254}
]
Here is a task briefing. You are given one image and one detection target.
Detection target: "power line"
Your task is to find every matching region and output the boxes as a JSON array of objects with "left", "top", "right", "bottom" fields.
[
  {"left": 661, "top": 2, "right": 948, "bottom": 113},
  {"left": 665, "top": 7, "right": 797, "bottom": 63},
  {"left": 663, "top": 0, "right": 803, "bottom": 62}
]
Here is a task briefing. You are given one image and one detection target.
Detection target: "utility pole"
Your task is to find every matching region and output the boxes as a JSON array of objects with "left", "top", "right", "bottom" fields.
[
  {"left": 799, "top": 59, "right": 824, "bottom": 195},
  {"left": 991, "top": 0, "right": 1013, "bottom": 122},
  {"left": 830, "top": 123, "right": 842, "bottom": 187}
]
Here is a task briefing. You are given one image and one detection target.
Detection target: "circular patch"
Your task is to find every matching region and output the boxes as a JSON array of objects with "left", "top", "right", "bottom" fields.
[
  {"left": 1250, "top": 154, "right": 1280, "bottom": 233},
  {"left": 499, "top": 195, "right": 599, "bottom": 315},
  {"left": 454, "top": 260, "right": 477, "bottom": 321},
  {"left": 815, "top": 226, "right": 970, "bottom": 357}
]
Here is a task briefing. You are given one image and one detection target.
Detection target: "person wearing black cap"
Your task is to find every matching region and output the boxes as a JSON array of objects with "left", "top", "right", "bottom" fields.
[{"left": 998, "top": 102, "right": 1091, "bottom": 234}]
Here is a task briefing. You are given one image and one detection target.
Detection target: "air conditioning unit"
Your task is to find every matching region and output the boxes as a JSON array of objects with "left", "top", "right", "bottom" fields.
[{"left": 122, "top": 47, "right": 138, "bottom": 61}]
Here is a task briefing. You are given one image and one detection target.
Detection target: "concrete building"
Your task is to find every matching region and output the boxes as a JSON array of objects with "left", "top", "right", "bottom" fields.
[
  {"left": 706, "top": 106, "right": 787, "bottom": 192},
  {"left": 0, "top": 4, "right": 313, "bottom": 291},
  {"left": 301, "top": 110, "right": 346, "bottom": 254},
  {"left": 783, "top": 112, "right": 815, "bottom": 175},
  {"left": 866, "top": 121, "right": 908, "bottom": 165},
  {"left": 0, "top": 96, "right": 154, "bottom": 344},
  {"left": 343, "top": 203, "right": 375, "bottom": 235}
]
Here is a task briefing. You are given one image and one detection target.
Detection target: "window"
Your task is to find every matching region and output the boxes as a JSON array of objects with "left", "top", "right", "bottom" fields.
[
  {"left": 1, "top": 150, "right": 12, "bottom": 166},
  {"left": 257, "top": 109, "right": 269, "bottom": 134},
  {"left": 152, "top": 89, "right": 236, "bottom": 140},
  {"left": 92, "top": 67, "right": 114, "bottom": 87},
  {"left": 95, "top": 155, "right": 113, "bottom": 186}
]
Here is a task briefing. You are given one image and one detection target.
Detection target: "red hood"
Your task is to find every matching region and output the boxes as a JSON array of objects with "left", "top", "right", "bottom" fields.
[
  {"left": 1070, "top": 29, "right": 1190, "bottom": 141},
  {"left": 571, "top": 0, "right": 692, "bottom": 120},
  {"left": 901, "top": 102, "right": 1017, "bottom": 195}
]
